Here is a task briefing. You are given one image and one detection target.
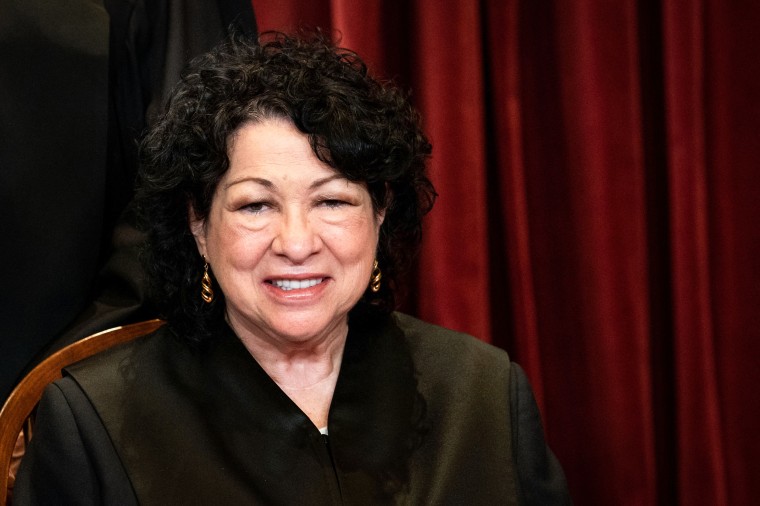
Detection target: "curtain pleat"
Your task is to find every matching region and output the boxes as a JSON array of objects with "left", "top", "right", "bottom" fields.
[
  {"left": 535, "top": 2, "right": 657, "bottom": 503},
  {"left": 410, "top": 0, "right": 492, "bottom": 341},
  {"left": 483, "top": 0, "right": 546, "bottom": 405},
  {"left": 662, "top": 1, "right": 727, "bottom": 501},
  {"left": 664, "top": 0, "right": 760, "bottom": 503}
]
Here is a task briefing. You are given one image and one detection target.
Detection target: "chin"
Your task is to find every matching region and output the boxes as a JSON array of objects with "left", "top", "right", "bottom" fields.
[
  {"left": 272, "top": 323, "right": 315, "bottom": 340},
  {"left": 274, "top": 319, "right": 341, "bottom": 343}
]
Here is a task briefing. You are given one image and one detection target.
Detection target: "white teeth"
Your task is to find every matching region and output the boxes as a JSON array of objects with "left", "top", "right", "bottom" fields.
[{"left": 271, "top": 278, "right": 324, "bottom": 291}]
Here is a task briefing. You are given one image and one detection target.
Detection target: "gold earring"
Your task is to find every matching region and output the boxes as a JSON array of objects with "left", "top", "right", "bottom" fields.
[
  {"left": 370, "top": 259, "right": 382, "bottom": 293},
  {"left": 201, "top": 261, "right": 214, "bottom": 303}
]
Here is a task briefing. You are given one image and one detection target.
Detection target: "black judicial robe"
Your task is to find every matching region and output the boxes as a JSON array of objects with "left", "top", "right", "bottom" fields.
[{"left": 15, "top": 314, "right": 571, "bottom": 505}]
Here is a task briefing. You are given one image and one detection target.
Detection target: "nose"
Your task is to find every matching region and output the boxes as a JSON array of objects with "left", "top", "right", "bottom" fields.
[{"left": 271, "top": 209, "right": 321, "bottom": 263}]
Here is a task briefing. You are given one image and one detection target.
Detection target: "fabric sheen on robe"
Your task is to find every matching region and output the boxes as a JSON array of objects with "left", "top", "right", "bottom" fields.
[{"left": 15, "top": 313, "right": 570, "bottom": 505}]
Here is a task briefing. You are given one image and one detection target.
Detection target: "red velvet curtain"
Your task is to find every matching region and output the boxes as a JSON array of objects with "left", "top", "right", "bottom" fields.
[{"left": 252, "top": 1, "right": 760, "bottom": 504}]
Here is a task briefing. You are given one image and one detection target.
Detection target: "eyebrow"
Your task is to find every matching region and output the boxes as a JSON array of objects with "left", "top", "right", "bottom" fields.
[
  {"left": 223, "top": 174, "right": 347, "bottom": 190},
  {"left": 224, "top": 177, "right": 273, "bottom": 190},
  {"left": 309, "top": 174, "right": 346, "bottom": 189}
]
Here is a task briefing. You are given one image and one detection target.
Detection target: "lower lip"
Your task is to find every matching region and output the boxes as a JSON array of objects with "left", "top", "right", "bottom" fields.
[{"left": 263, "top": 279, "right": 330, "bottom": 302}]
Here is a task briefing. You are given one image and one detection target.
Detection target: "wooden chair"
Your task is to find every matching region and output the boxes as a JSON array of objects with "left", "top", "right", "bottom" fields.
[{"left": 0, "top": 319, "right": 164, "bottom": 506}]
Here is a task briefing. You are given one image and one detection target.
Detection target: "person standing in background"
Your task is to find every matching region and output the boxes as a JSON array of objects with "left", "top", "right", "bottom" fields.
[{"left": 0, "top": 0, "right": 258, "bottom": 403}]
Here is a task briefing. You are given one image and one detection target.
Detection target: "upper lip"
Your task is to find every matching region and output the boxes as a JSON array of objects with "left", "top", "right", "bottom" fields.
[{"left": 264, "top": 273, "right": 328, "bottom": 281}]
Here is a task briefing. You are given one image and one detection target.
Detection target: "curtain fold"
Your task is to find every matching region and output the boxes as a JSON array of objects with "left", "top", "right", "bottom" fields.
[
  {"left": 663, "top": 2, "right": 727, "bottom": 504},
  {"left": 253, "top": 1, "right": 760, "bottom": 504},
  {"left": 411, "top": 0, "right": 492, "bottom": 342},
  {"left": 664, "top": 1, "right": 760, "bottom": 503},
  {"left": 483, "top": 0, "right": 546, "bottom": 403}
]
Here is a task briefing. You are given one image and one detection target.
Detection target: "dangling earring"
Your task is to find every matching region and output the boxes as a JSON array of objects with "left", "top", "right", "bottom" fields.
[
  {"left": 201, "top": 259, "right": 214, "bottom": 304},
  {"left": 370, "top": 259, "right": 382, "bottom": 293}
]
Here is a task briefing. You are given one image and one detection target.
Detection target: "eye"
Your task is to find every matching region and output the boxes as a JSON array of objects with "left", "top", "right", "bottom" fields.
[
  {"left": 241, "top": 201, "right": 271, "bottom": 214},
  {"left": 319, "top": 199, "right": 349, "bottom": 209}
]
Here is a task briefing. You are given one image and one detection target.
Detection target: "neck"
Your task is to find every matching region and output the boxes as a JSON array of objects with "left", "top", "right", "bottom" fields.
[{"left": 228, "top": 315, "right": 348, "bottom": 428}]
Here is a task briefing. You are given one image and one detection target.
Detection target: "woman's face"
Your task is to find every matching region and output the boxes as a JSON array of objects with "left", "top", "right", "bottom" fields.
[{"left": 191, "top": 118, "right": 384, "bottom": 347}]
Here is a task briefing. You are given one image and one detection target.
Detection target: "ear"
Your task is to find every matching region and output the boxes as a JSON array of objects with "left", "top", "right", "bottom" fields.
[
  {"left": 188, "top": 204, "right": 208, "bottom": 258},
  {"left": 375, "top": 183, "right": 391, "bottom": 229}
]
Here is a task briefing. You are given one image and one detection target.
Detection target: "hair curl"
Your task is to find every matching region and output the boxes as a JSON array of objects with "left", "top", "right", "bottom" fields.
[{"left": 136, "top": 31, "right": 436, "bottom": 343}]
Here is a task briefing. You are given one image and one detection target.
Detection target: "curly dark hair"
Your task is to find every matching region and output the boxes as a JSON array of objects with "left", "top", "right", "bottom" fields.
[{"left": 135, "top": 31, "right": 436, "bottom": 343}]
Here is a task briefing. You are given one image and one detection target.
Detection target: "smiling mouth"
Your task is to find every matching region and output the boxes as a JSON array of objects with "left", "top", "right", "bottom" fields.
[{"left": 268, "top": 278, "right": 325, "bottom": 291}]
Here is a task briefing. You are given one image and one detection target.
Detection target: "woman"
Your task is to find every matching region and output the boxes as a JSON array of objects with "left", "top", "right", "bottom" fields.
[{"left": 16, "top": 33, "right": 570, "bottom": 505}]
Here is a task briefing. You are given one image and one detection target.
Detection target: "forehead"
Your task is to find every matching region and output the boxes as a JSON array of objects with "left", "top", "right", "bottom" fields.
[{"left": 225, "top": 119, "right": 337, "bottom": 183}]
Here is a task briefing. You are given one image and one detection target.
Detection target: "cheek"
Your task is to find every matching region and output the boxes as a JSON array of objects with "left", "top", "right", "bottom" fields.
[
  {"left": 324, "top": 217, "right": 379, "bottom": 258},
  {"left": 207, "top": 223, "right": 268, "bottom": 269}
]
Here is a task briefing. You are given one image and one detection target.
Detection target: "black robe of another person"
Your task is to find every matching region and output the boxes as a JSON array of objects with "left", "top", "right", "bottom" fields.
[
  {"left": 0, "top": 0, "right": 257, "bottom": 402},
  {"left": 16, "top": 313, "right": 571, "bottom": 505}
]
